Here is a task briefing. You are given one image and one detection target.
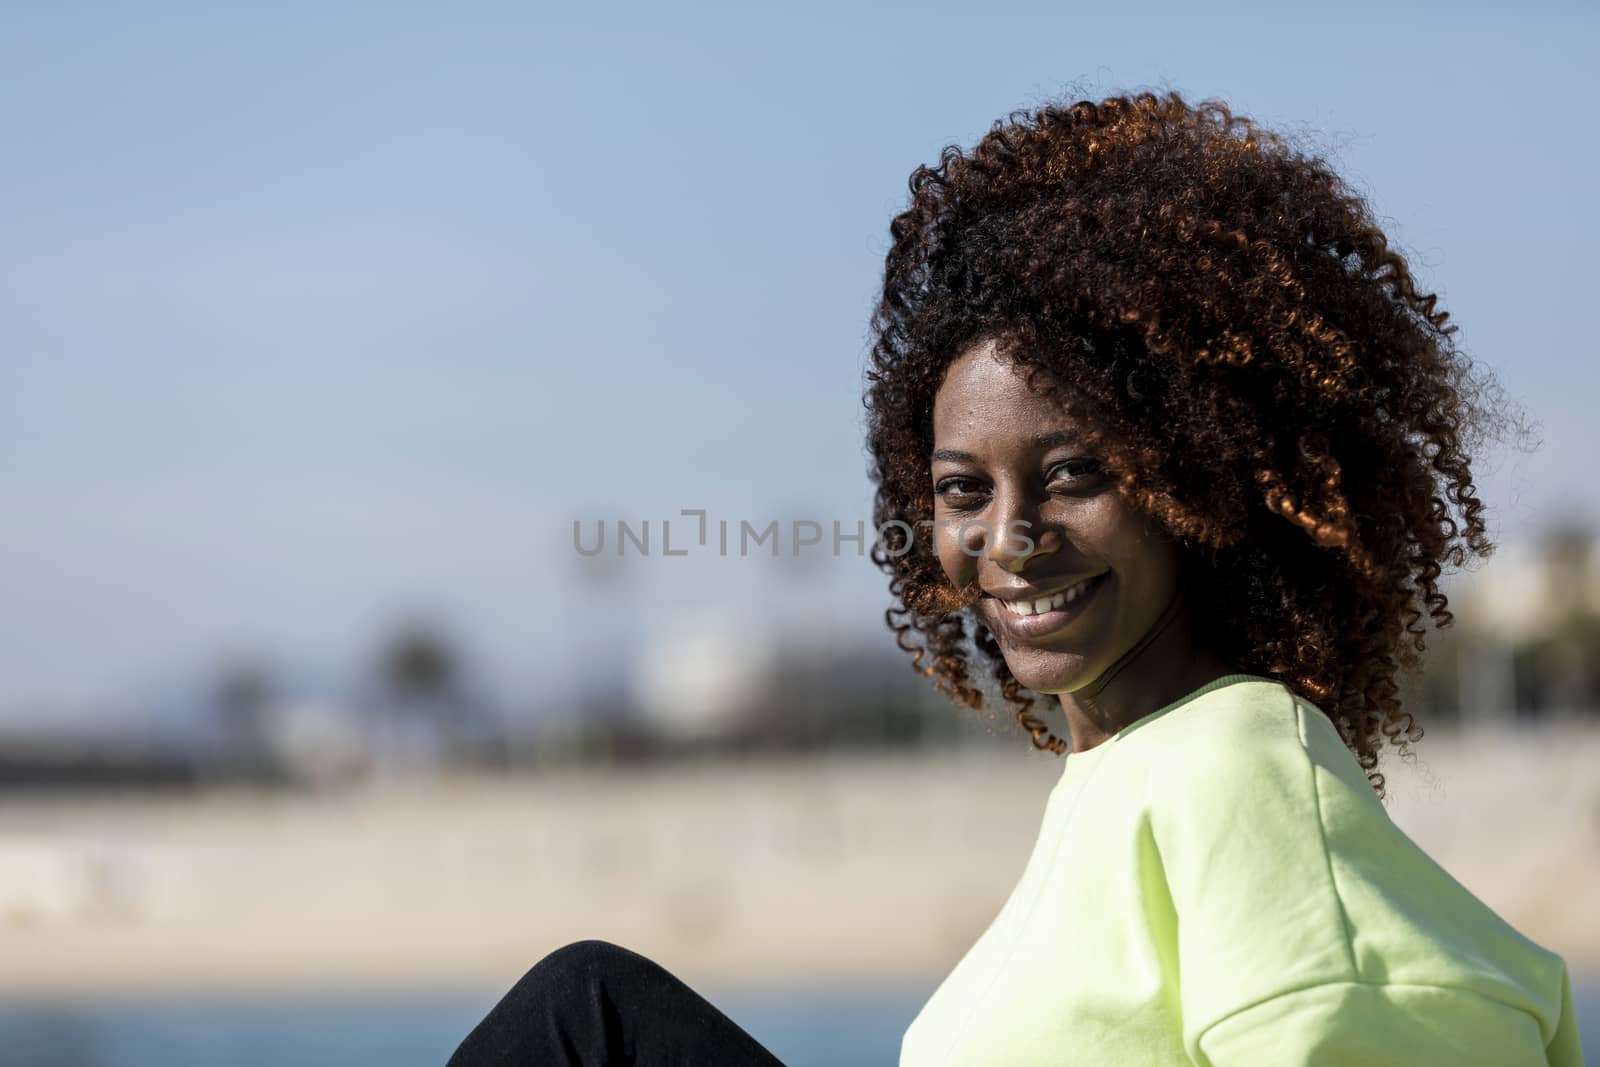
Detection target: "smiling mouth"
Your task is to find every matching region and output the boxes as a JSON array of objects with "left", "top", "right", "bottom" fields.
[
  {"left": 996, "top": 574, "right": 1103, "bottom": 617},
  {"left": 987, "top": 572, "right": 1109, "bottom": 639}
]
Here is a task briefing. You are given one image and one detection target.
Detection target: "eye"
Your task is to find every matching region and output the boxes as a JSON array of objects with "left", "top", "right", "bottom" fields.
[
  {"left": 1046, "top": 457, "right": 1107, "bottom": 487},
  {"left": 934, "top": 475, "right": 987, "bottom": 510}
]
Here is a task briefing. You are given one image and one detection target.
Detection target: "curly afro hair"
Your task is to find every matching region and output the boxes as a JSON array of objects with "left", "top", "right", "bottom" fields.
[{"left": 863, "top": 88, "right": 1516, "bottom": 800}]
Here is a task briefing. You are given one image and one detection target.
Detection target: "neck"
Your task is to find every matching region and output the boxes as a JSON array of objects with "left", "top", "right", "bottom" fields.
[{"left": 1056, "top": 583, "right": 1237, "bottom": 753}]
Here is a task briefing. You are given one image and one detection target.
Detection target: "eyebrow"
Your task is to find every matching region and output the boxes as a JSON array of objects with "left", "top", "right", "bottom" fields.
[{"left": 931, "top": 429, "right": 1085, "bottom": 464}]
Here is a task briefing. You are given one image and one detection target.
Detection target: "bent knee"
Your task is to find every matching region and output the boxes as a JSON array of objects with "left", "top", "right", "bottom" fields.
[{"left": 531, "top": 939, "right": 659, "bottom": 983}]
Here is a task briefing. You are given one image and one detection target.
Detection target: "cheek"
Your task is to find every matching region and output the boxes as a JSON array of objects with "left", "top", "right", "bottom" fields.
[
  {"left": 1078, "top": 500, "right": 1175, "bottom": 594},
  {"left": 934, "top": 523, "right": 973, "bottom": 585},
  {"left": 1108, "top": 522, "right": 1180, "bottom": 611}
]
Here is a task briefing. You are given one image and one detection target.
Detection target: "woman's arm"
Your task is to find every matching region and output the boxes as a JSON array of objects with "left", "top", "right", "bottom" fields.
[
  {"left": 1194, "top": 975, "right": 1582, "bottom": 1066},
  {"left": 1144, "top": 686, "right": 1580, "bottom": 1066}
]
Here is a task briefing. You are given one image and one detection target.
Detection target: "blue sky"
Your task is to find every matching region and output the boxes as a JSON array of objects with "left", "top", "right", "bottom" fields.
[{"left": 1, "top": 2, "right": 1594, "bottom": 721}]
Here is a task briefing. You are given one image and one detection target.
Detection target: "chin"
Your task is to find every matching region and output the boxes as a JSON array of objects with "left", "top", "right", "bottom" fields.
[{"left": 993, "top": 642, "right": 1101, "bottom": 697}]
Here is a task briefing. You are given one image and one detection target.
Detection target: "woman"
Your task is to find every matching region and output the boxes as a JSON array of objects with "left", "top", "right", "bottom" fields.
[{"left": 448, "top": 90, "right": 1583, "bottom": 1066}]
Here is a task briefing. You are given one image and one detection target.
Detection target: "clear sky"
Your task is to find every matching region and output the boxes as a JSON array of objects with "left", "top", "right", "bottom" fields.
[{"left": 1, "top": 2, "right": 1594, "bottom": 722}]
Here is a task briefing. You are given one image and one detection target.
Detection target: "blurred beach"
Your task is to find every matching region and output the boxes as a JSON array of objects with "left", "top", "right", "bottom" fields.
[{"left": 2, "top": 723, "right": 1595, "bottom": 1000}]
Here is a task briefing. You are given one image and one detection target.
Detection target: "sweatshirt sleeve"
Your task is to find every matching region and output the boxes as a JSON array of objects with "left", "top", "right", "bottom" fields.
[
  {"left": 1193, "top": 977, "right": 1583, "bottom": 1067},
  {"left": 1144, "top": 686, "right": 1581, "bottom": 1067}
]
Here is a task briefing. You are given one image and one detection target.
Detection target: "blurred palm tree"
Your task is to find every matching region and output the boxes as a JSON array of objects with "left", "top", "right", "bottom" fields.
[
  {"left": 213, "top": 659, "right": 283, "bottom": 783},
  {"left": 370, "top": 618, "right": 503, "bottom": 773}
]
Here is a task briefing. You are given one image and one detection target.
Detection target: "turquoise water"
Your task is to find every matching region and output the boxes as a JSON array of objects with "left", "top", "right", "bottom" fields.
[
  {"left": 0, "top": 985, "right": 922, "bottom": 1067},
  {"left": 0, "top": 980, "right": 1593, "bottom": 1066}
]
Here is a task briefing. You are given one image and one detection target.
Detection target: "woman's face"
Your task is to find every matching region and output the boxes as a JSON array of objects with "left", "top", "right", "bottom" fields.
[{"left": 930, "top": 337, "right": 1185, "bottom": 696}]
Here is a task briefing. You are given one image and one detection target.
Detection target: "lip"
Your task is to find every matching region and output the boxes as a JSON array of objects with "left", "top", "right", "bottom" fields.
[
  {"left": 984, "top": 574, "right": 1108, "bottom": 603},
  {"left": 984, "top": 571, "right": 1111, "bottom": 642}
]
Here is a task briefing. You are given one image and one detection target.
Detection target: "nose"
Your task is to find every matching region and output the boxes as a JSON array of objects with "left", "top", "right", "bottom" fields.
[{"left": 958, "top": 483, "right": 1058, "bottom": 572}]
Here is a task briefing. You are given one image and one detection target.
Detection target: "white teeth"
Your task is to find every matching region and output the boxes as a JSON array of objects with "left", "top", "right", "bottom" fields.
[{"left": 1000, "top": 576, "right": 1098, "bottom": 616}]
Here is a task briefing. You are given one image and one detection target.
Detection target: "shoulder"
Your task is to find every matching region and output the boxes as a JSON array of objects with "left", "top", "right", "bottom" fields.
[
  {"left": 1140, "top": 677, "right": 1373, "bottom": 823},
  {"left": 1138, "top": 678, "right": 1407, "bottom": 941},
  {"left": 1137, "top": 679, "right": 1363, "bottom": 1018}
]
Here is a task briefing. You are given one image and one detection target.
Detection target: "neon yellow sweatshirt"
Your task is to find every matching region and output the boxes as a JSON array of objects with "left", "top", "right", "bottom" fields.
[{"left": 899, "top": 674, "right": 1583, "bottom": 1066}]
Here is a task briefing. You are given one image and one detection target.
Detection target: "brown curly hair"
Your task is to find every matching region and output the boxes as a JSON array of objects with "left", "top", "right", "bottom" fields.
[{"left": 863, "top": 88, "right": 1518, "bottom": 800}]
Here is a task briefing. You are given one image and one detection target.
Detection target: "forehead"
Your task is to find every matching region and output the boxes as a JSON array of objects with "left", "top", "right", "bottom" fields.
[{"left": 932, "top": 339, "right": 1081, "bottom": 442}]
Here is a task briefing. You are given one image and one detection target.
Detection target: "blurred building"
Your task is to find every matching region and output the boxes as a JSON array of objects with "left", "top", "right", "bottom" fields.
[{"left": 1435, "top": 524, "right": 1600, "bottom": 722}]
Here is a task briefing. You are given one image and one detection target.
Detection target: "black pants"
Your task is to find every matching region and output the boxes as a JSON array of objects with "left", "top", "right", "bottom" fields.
[{"left": 446, "top": 939, "right": 790, "bottom": 1066}]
